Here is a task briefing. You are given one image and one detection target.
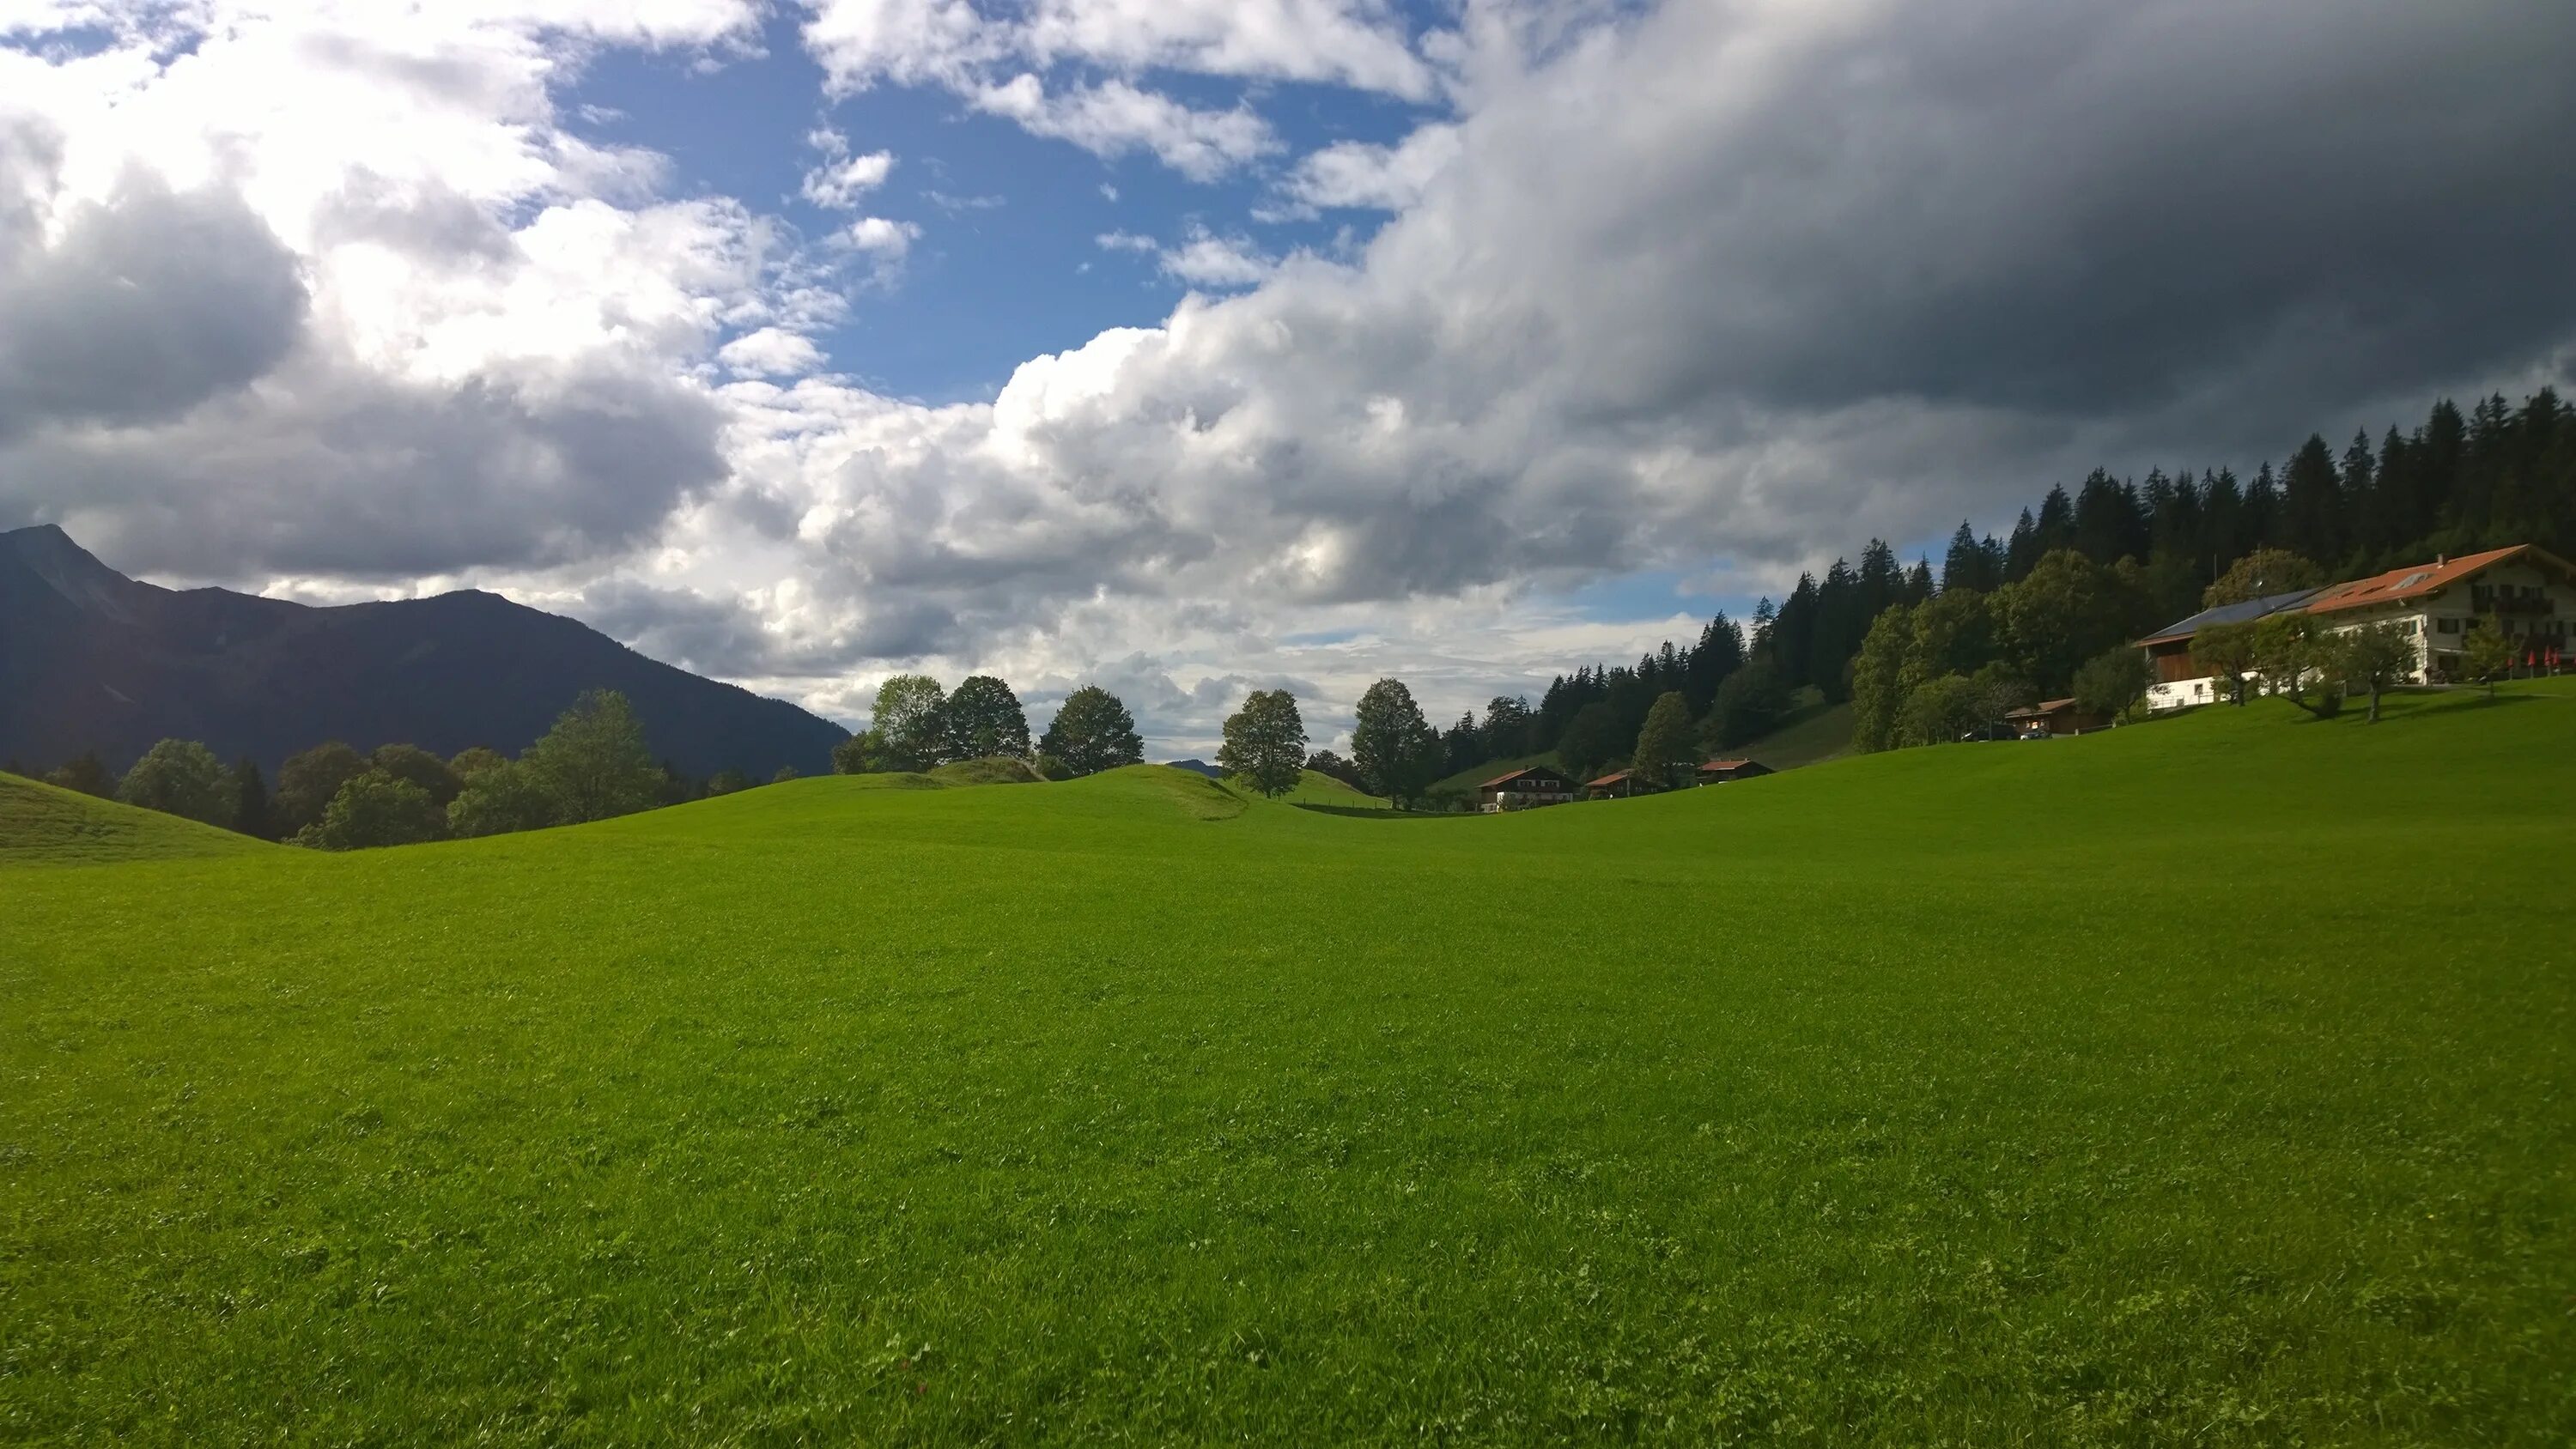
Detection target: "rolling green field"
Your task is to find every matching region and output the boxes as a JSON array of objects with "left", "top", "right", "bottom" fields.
[{"left": 4, "top": 687, "right": 2572, "bottom": 1443}]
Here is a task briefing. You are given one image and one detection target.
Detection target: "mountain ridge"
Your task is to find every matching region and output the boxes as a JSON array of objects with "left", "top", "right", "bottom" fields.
[{"left": 0, "top": 526, "right": 849, "bottom": 779}]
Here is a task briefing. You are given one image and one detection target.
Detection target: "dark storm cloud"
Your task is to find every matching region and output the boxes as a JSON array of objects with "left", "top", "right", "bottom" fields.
[
  {"left": 0, "top": 167, "right": 308, "bottom": 442},
  {"left": 6, "top": 356, "right": 728, "bottom": 579}
]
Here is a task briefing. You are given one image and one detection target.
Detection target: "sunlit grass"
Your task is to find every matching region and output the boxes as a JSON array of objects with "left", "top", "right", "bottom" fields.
[{"left": 3, "top": 684, "right": 2570, "bottom": 1443}]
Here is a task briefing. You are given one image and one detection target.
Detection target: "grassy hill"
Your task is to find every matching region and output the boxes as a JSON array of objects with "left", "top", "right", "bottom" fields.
[
  {"left": 1735, "top": 687, "right": 1854, "bottom": 770},
  {"left": 0, "top": 771, "right": 271, "bottom": 867},
  {"left": 4, "top": 688, "right": 2572, "bottom": 1441}
]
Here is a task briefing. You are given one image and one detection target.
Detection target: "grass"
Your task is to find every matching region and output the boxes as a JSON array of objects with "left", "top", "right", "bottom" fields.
[
  {"left": 1735, "top": 687, "right": 1853, "bottom": 771},
  {"left": 0, "top": 771, "right": 271, "bottom": 867},
  {"left": 3, "top": 685, "right": 2572, "bottom": 1443}
]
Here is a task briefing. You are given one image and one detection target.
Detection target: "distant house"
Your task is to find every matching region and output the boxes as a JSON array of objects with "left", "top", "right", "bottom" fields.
[
  {"left": 1695, "top": 759, "right": 1773, "bottom": 784},
  {"left": 1584, "top": 769, "right": 1642, "bottom": 800},
  {"left": 1479, "top": 765, "right": 1577, "bottom": 812},
  {"left": 2003, "top": 699, "right": 2109, "bottom": 737},
  {"left": 2137, "top": 544, "right": 2576, "bottom": 711}
]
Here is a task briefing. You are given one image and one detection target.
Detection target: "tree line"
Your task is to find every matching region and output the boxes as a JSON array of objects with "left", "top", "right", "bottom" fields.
[
  {"left": 829, "top": 675, "right": 1145, "bottom": 777},
  {"left": 13, "top": 691, "right": 776, "bottom": 850}
]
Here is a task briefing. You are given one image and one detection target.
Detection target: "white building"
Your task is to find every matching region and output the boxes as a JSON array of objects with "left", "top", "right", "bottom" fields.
[{"left": 2138, "top": 544, "right": 2576, "bottom": 711}]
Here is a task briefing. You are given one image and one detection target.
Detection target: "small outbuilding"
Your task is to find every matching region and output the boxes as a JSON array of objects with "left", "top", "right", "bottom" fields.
[
  {"left": 1584, "top": 769, "right": 1643, "bottom": 800},
  {"left": 1479, "top": 765, "right": 1577, "bottom": 812},
  {"left": 1696, "top": 759, "right": 1773, "bottom": 784},
  {"left": 2003, "top": 698, "right": 2109, "bottom": 737}
]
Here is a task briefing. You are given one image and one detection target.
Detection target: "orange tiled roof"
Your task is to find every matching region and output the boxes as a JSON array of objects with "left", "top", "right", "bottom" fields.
[
  {"left": 1585, "top": 770, "right": 1633, "bottom": 787},
  {"left": 1479, "top": 766, "right": 1560, "bottom": 789},
  {"left": 1699, "top": 759, "right": 1754, "bottom": 771},
  {"left": 2303, "top": 544, "right": 2564, "bottom": 616}
]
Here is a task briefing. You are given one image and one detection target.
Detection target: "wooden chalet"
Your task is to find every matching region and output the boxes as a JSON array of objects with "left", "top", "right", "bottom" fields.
[
  {"left": 1695, "top": 759, "right": 1773, "bottom": 784},
  {"left": 1479, "top": 765, "right": 1577, "bottom": 812}
]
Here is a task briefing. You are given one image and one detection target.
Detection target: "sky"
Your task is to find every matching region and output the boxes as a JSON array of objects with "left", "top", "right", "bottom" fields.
[{"left": 3, "top": 1, "right": 2573, "bottom": 755}]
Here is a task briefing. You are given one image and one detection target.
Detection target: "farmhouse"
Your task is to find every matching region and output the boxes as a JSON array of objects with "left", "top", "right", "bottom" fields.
[
  {"left": 2004, "top": 698, "right": 2110, "bottom": 737},
  {"left": 1479, "top": 765, "right": 1577, "bottom": 812},
  {"left": 1696, "top": 759, "right": 1773, "bottom": 784},
  {"left": 2138, "top": 544, "right": 2576, "bottom": 711}
]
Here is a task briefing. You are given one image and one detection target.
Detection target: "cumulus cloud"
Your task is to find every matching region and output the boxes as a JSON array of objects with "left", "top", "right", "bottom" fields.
[
  {"left": 1155, "top": 227, "right": 1273, "bottom": 289},
  {"left": 799, "top": 135, "right": 895, "bottom": 209},
  {"left": 1274, "top": 123, "right": 1461, "bottom": 214},
  {"left": 802, "top": 0, "right": 1361, "bottom": 179},
  {"left": 718, "top": 327, "right": 827, "bottom": 378},
  {"left": 970, "top": 75, "right": 1277, "bottom": 181}
]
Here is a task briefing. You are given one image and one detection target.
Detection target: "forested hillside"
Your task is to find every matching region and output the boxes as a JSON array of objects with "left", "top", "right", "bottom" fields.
[{"left": 1454, "top": 389, "right": 2575, "bottom": 780}]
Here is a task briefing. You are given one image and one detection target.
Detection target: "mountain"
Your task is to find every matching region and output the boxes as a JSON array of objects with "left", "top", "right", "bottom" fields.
[
  {"left": 0, "top": 525, "right": 849, "bottom": 779},
  {"left": 1162, "top": 758, "right": 1227, "bottom": 779}
]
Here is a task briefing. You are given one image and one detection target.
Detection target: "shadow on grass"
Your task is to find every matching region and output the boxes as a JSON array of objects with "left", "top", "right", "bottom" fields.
[
  {"left": 1290, "top": 803, "right": 1459, "bottom": 820},
  {"left": 2326, "top": 687, "right": 2555, "bottom": 725}
]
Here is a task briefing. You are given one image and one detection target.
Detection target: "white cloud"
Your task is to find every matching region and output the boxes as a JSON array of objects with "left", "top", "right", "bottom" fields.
[
  {"left": 844, "top": 215, "right": 919, "bottom": 256},
  {"left": 1278, "top": 123, "right": 1461, "bottom": 213},
  {"left": 800, "top": 0, "right": 1392, "bottom": 179},
  {"left": 971, "top": 74, "right": 1275, "bottom": 181},
  {"left": 718, "top": 327, "right": 827, "bottom": 377},
  {"left": 1156, "top": 227, "right": 1273, "bottom": 289},
  {"left": 799, "top": 133, "right": 894, "bottom": 209},
  {"left": 1094, "top": 229, "right": 1156, "bottom": 252}
]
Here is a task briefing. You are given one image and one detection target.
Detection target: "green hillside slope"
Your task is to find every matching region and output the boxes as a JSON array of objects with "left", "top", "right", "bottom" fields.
[
  {"left": 4, "top": 688, "right": 2572, "bottom": 1442},
  {"left": 0, "top": 771, "right": 270, "bottom": 867}
]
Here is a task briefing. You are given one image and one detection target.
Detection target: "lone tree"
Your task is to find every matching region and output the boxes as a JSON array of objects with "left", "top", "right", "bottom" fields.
[
  {"left": 1217, "top": 688, "right": 1307, "bottom": 797},
  {"left": 1039, "top": 685, "right": 1144, "bottom": 775},
  {"left": 2071, "top": 646, "right": 2153, "bottom": 723},
  {"left": 870, "top": 675, "right": 949, "bottom": 769},
  {"left": 2189, "top": 621, "right": 2260, "bottom": 706},
  {"left": 2461, "top": 615, "right": 2515, "bottom": 700},
  {"left": 522, "top": 689, "right": 662, "bottom": 824},
  {"left": 1351, "top": 678, "right": 1443, "bottom": 808},
  {"left": 2202, "top": 547, "right": 2326, "bottom": 607},
  {"left": 2334, "top": 622, "right": 2415, "bottom": 723},
  {"left": 945, "top": 675, "right": 1032, "bottom": 760},
  {"left": 274, "top": 741, "right": 368, "bottom": 836},
  {"left": 1630, "top": 691, "right": 1697, "bottom": 789},
  {"left": 117, "top": 739, "right": 236, "bottom": 827}
]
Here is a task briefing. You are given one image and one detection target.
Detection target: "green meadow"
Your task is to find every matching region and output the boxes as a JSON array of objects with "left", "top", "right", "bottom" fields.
[{"left": 3, "top": 687, "right": 2571, "bottom": 1444}]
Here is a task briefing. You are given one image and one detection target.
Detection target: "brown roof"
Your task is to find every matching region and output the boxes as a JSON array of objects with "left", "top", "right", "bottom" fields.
[
  {"left": 1698, "top": 759, "right": 1755, "bottom": 771},
  {"left": 1585, "top": 770, "right": 1633, "bottom": 787},
  {"left": 2003, "top": 698, "right": 2080, "bottom": 719},
  {"left": 1479, "top": 766, "right": 1562, "bottom": 789},
  {"left": 2303, "top": 544, "right": 2570, "bottom": 616}
]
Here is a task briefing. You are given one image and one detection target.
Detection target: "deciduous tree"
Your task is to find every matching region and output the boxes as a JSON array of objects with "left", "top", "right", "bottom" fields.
[
  {"left": 369, "top": 743, "right": 464, "bottom": 809},
  {"left": 275, "top": 741, "right": 368, "bottom": 836},
  {"left": 2461, "top": 615, "right": 2515, "bottom": 700},
  {"left": 1352, "top": 678, "right": 1443, "bottom": 808},
  {"left": 1629, "top": 692, "right": 1697, "bottom": 789},
  {"left": 1217, "top": 689, "right": 1308, "bottom": 797},
  {"left": 522, "top": 689, "right": 662, "bottom": 824},
  {"left": 117, "top": 739, "right": 235, "bottom": 826},
  {"left": 2190, "top": 621, "right": 2259, "bottom": 706},
  {"left": 1702, "top": 659, "right": 1790, "bottom": 751},
  {"left": 2071, "top": 647, "right": 2153, "bottom": 722},
  {"left": 871, "top": 675, "right": 949, "bottom": 769},
  {"left": 446, "top": 759, "right": 560, "bottom": 838},
  {"left": 309, "top": 773, "right": 446, "bottom": 850},
  {"left": 944, "top": 676, "right": 1031, "bottom": 761},
  {"left": 2202, "top": 547, "right": 2324, "bottom": 607},
  {"left": 2332, "top": 623, "right": 2415, "bottom": 723},
  {"left": 1039, "top": 685, "right": 1144, "bottom": 775}
]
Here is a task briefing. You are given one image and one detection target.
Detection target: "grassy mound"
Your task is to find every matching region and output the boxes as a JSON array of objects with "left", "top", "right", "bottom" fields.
[
  {"left": 927, "top": 755, "right": 1047, "bottom": 786},
  {"left": 0, "top": 771, "right": 270, "bottom": 868},
  {"left": 3, "top": 685, "right": 2571, "bottom": 1441}
]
